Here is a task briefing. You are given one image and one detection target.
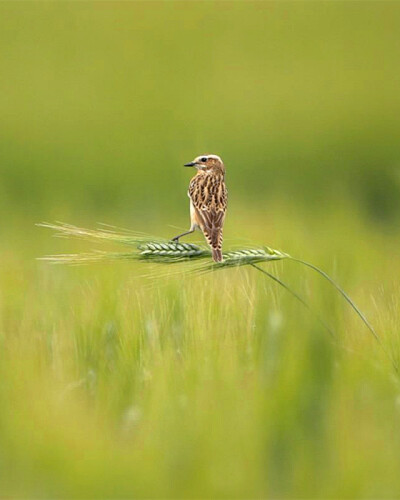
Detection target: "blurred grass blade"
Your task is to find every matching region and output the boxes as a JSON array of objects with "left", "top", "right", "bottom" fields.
[{"left": 250, "top": 263, "right": 336, "bottom": 338}]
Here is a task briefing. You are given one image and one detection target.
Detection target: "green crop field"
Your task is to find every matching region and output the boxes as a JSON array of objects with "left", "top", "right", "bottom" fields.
[{"left": 1, "top": 1, "right": 400, "bottom": 498}]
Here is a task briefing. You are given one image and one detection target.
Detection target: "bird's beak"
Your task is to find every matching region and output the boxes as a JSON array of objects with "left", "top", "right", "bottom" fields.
[{"left": 184, "top": 161, "right": 196, "bottom": 167}]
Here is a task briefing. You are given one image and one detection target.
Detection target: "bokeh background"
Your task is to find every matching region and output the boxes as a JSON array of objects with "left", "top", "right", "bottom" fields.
[{"left": 1, "top": 1, "right": 400, "bottom": 498}]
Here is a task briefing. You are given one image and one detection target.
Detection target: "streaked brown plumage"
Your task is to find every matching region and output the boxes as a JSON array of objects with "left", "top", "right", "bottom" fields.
[{"left": 172, "top": 154, "right": 227, "bottom": 262}]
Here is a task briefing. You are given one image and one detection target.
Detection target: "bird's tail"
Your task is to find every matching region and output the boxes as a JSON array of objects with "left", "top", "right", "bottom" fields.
[{"left": 212, "top": 247, "right": 223, "bottom": 263}]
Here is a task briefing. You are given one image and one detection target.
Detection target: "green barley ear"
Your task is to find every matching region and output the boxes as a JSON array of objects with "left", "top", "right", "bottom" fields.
[{"left": 138, "top": 241, "right": 211, "bottom": 262}]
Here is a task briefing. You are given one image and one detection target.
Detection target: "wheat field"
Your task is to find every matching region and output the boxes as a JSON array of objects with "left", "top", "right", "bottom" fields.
[{"left": 1, "top": 206, "right": 400, "bottom": 498}]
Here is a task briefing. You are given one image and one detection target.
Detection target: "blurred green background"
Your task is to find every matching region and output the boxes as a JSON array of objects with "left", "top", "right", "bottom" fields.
[
  {"left": 2, "top": 1, "right": 400, "bottom": 224},
  {"left": 1, "top": 1, "right": 400, "bottom": 498}
]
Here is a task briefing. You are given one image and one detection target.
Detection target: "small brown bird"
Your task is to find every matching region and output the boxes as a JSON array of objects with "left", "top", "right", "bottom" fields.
[{"left": 172, "top": 154, "right": 228, "bottom": 262}]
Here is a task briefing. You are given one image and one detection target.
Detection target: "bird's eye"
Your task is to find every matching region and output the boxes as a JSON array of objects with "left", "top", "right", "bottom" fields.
[{"left": 201, "top": 157, "right": 207, "bottom": 162}]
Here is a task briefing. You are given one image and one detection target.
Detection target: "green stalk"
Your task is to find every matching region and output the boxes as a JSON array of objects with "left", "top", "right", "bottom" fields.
[{"left": 289, "top": 257, "right": 398, "bottom": 374}]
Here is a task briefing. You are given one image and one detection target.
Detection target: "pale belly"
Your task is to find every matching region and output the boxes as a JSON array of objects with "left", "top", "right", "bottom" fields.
[{"left": 189, "top": 199, "right": 200, "bottom": 230}]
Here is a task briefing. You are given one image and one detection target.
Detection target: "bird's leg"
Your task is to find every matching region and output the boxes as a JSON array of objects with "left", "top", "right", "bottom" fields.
[{"left": 171, "top": 228, "right": 195, "bottom": 242}]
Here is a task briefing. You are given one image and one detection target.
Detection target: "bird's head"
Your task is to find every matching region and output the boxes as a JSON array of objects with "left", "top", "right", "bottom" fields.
[{"left": 184, "top": 154, "right": 225, "bottom": 173}]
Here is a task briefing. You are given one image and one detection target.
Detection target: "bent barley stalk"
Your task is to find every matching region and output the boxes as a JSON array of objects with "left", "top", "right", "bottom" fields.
[
  {"left": 37, "top": 222, "right": 398, "bottom": 374},
  {"left": 38, "top": 223, "right": 288, "bottom": 265}
]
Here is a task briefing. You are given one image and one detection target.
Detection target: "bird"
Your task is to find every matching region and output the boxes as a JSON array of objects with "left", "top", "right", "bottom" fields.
[{"left": 172, "top": 154, "right": 228, "bottom": 262}]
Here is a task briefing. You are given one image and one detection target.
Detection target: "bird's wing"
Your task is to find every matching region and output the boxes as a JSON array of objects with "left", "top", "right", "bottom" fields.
[{"left": 189, "top": 173, "right": 227, "bottom": 254}]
